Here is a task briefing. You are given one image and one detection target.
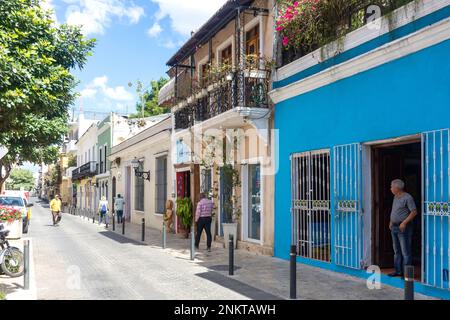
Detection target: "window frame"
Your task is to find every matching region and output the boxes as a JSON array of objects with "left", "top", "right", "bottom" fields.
[
  {"left": 155, "top": 156, "right": 168, "bottom": 214},
  {"left": 134, "top": 161, "right": 145, "bottom": 212}
]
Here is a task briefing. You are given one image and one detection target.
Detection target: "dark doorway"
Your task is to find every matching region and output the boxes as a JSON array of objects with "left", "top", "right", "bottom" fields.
[{"left": 372, "top": 141, "right": 422, "bottom": 279}]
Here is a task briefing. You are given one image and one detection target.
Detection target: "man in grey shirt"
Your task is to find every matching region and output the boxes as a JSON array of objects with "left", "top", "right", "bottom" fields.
[{"left": 388, "top": 179, "right": 418, "bottom": 278}]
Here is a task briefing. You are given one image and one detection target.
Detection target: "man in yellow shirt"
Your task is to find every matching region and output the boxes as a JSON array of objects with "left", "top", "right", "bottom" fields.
[{"left": 50, "top": 194, "right": 62, "bottom": 226}]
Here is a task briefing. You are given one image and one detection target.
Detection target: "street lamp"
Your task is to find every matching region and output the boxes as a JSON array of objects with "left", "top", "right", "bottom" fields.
[{"left": 131, "top": 158, "right": 150, "bottom": 181}]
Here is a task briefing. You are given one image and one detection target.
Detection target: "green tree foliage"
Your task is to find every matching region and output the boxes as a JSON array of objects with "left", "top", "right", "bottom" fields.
[
  {"left": 0, "top": 0, "right": 96, "bottom": 190},
  {"left": 130, "top": 77, "right": 169, "bottom": 118},
  {"left": 7, "top": 168, "right": 35, "bottom": 191}
]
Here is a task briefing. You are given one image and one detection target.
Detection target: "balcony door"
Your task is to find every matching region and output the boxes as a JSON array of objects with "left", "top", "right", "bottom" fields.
[{"left": 246, "top": 25, "right": 260, "bottom": 56}]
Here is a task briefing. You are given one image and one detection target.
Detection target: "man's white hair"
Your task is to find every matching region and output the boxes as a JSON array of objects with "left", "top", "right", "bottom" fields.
[{"left": 391, "top": 179, "right": 405, "bottom": 190}]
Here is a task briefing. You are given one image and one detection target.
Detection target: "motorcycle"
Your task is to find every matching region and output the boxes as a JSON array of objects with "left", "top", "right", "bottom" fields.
[{"left": 0, "top": 225, "right": 24, "bottom": 277}]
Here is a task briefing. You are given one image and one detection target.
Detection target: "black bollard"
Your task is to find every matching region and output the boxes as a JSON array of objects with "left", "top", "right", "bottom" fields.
[
  {"left": 122, "top": 218, "right": 125, "bottom": 235},
  {"left": 92, "top": 211, "right": 95, "bottom": 224},
  {"left": 290, "top": 245, "right": 297, "bottom": 299},
  {"left": 24, "top": 240, "right": 30, "bottom": 290},
  {"left": 229, "top": 234, "right": 234, "bottom": 276},
  {"left": 112, "top": 214, "right": 115, "bottom": 231},
  {"left": 404, "top": 265, "right": 415, "bottom": 300},
  {"left": 141, "top": 218, "right": 145, "bottom": 242}
]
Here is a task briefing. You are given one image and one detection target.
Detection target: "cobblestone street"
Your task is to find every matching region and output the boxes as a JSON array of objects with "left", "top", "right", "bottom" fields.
[
  {"left": 28, "top": 199, "right": 259, "bottom": 300},
  {"left": 6, "top": 199, "right": 431, "bottom": 300}
]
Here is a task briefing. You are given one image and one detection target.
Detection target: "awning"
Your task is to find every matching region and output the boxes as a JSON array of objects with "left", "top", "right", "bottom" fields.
[{"left": 158, "top": 78, "right": 175, "bottom": 106}]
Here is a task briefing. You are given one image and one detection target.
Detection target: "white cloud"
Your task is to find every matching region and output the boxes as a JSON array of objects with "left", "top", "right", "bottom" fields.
[
  {"left": 150, "top": 0, "right": 227, "bottom": 37},
  {"left": 80, "top": 87, "right": 97, "bottom": 98},
  {"left": 147, "top": 22, "right": 162, "bottom": 38},
  {"left": 82, "top": 76, "right": 134, "bottom": 102},
  {"left": 65, "top": 0, "right": 145, "bottom": 35}
]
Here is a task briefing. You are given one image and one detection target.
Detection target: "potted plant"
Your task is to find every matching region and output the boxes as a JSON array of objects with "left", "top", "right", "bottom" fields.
[
  {"left": 0, "top": 206, "right": 23, "bottom": 239},
  {"left": 176, "top": 197, "right": 193, "bottom": 238}
]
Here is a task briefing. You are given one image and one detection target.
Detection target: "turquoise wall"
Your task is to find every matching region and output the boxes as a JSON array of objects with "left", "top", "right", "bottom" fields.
[
  {"left": 97, "top": 115, "right": 111, "bottom": 171},
  {"left": 274, "top": 39, "right": 450, "bottom": 299}
]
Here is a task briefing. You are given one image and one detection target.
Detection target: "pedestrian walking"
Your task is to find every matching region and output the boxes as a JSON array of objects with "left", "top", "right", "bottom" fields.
[
  {"left": 114, "top": 194, "right": 125, "bottom": 224},
  {"left": 194, "top": 193, "right": 214, "bottom": 252},
  {"left": 50, "top": 194, "right": 62, "bottom": 226},
  {"left": 98, "top": 196, "right": 109, "bottom": 226}
]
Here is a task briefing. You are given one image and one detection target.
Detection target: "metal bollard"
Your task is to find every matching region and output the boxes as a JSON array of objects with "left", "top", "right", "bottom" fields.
[
  {"left": 229, "top": 234, "right": 234, "bottom": 276},
  {"left": 24, "top": 240, "right": 30, "bottom": 290},
  {"left": 290, "top": 245, "right": 297, "bottom": 299},
  {"left": 92, "top": 211, "right": 95, "bottom": 224},
  {"left": 122, "top": 218, "right": 125, "bottom": 235},
  {"left": 190, "top": 230, "right": 195, "bottom": 261},
  {"left": 112, "top": 214, "right": 115, "bottom": 231},
  {"left": 141, "top": 218, "right": 145, "bottom": 242},
  {"left": 162, "top": 223, "right": 166, "bottom": 249},
  {"left": 404, "top": 265, "right": 415, "bottom": 300}
]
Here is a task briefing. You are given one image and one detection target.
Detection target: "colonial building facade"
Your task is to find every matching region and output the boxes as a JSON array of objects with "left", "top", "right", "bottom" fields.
[
  {"left": 109, "top": 115, "right": 172, "bottom": 229},
  {"left": 270, "top": 0, "right": 450, "bottom": 299},
  {"left": 161, "top": 0, "right": 277, "bottom": 254}
]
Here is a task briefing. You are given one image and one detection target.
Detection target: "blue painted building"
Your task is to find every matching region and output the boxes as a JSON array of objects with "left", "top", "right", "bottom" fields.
[{"left": 270, "top": 0, "right": 450, "bottom": 299}]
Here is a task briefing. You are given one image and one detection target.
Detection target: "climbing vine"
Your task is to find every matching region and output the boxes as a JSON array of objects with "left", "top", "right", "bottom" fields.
[{"left": 276, "top": 0, "right": 418, "bottom": 55}]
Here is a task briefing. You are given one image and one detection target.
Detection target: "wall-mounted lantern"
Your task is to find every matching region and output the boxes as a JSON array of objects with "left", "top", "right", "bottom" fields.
[{"left": 131, "top": 158, "right": 150, "bottom": 181}]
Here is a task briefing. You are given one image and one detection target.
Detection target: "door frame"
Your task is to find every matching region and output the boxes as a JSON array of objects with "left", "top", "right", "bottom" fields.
[
  {"left": 241, "top": 159, "right": 264, "bottom": 245},
  {"left": 369, "top": 136, "right": 422, "bottom": 268}
]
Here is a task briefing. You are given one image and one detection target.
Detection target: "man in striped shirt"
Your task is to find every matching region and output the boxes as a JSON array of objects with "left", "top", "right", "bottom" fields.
[{"left": 195, "top": 193, "right": 214, "bottom": 252}]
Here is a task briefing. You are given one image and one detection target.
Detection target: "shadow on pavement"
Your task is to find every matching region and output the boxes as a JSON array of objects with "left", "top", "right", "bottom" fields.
[
  {"left": 98, "top": 230, "right": 147, "bottom": 246},
  {"left": 0, "top": 279, "right": 23, "bottom": 298},
  {"left": 195, "top": 271, "right": 283, "bottom": 300}
]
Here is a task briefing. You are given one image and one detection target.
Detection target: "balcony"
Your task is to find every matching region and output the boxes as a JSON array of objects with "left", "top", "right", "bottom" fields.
[
  {"left": 277, "top": 0, "right": 417, "bottom": 67},
  {"left": 173, "top": 58, "right": 271, "bottom": 131},
  {"left": 71, "top": 162, "right": 98, "bottom": 181},
  {"left": 66, "top": 140, "right": 77, "bottom": 154}
]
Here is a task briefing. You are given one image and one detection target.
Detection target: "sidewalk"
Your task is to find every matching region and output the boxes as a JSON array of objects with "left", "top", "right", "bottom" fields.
[
  {"left": 92, "top": 217, "right": 435, "bottom": 300},
  {"left": 0, "top": 238, "right": 37, "bottom": 300}
]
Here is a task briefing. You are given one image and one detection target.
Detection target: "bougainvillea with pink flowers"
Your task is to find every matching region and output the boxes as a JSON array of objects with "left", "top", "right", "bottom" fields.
[
  {"left": 276, "top": 0, "right": 416, "bottom": 53},
  {"left": 0, "top": 206, "right": 22, "bottom": 223},
  {"left": 276, "top": 0, "right": 322, "bottom": 50}
]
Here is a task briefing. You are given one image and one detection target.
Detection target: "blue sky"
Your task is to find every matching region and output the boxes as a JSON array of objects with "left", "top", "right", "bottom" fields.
[{"left": 42, "top": 0, "right": 228, "bottom": 119}]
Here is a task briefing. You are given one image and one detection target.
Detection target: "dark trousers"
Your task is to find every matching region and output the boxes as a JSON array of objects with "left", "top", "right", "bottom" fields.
[
  {"left": 116, "top": 210, "right": 123, "bottom": 223},
  {"left": 195, "top": 217, "right": 212, "bottom": 249},
  {"left": 51, "top": 211, "right": 61, "bottom": 225},
  {"left": 391, "top": 223, "right": 413, "bottom": 275}
]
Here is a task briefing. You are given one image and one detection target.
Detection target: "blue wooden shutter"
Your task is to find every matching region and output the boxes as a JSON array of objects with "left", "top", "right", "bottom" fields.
[
  {"left": 333, "top": 143, "right": 363, "bottom": 269},
  {"left": 422, "top": 129, "right": 450, "bottom": 289}
]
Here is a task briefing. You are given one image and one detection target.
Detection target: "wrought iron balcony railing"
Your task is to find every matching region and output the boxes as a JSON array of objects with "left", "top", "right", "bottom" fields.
[
  {"left": 71, "top": 161, "right": 98, "bottom": 181},
  {"left": 174, "top": 66, "right": 270, "bottom": 131}
]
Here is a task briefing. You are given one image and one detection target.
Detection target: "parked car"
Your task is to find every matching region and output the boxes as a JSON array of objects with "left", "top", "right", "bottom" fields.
[{"left": 0, "top": 193, "right": 33, "bottom": 233}]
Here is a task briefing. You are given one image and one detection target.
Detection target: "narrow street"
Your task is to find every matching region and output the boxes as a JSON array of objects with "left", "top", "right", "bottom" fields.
[{"left": 28, "top": 199, "right": 250, "bottom": 300}]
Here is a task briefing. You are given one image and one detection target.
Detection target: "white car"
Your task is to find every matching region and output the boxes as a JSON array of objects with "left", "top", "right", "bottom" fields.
[{"left": 0, "top": 194, "right": 33, "bottom": 233}]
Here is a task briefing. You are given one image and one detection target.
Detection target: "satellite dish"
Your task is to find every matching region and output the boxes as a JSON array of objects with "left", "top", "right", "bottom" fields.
[{"left": 0, "top": 145, "right": 8, "bottom": 160}]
